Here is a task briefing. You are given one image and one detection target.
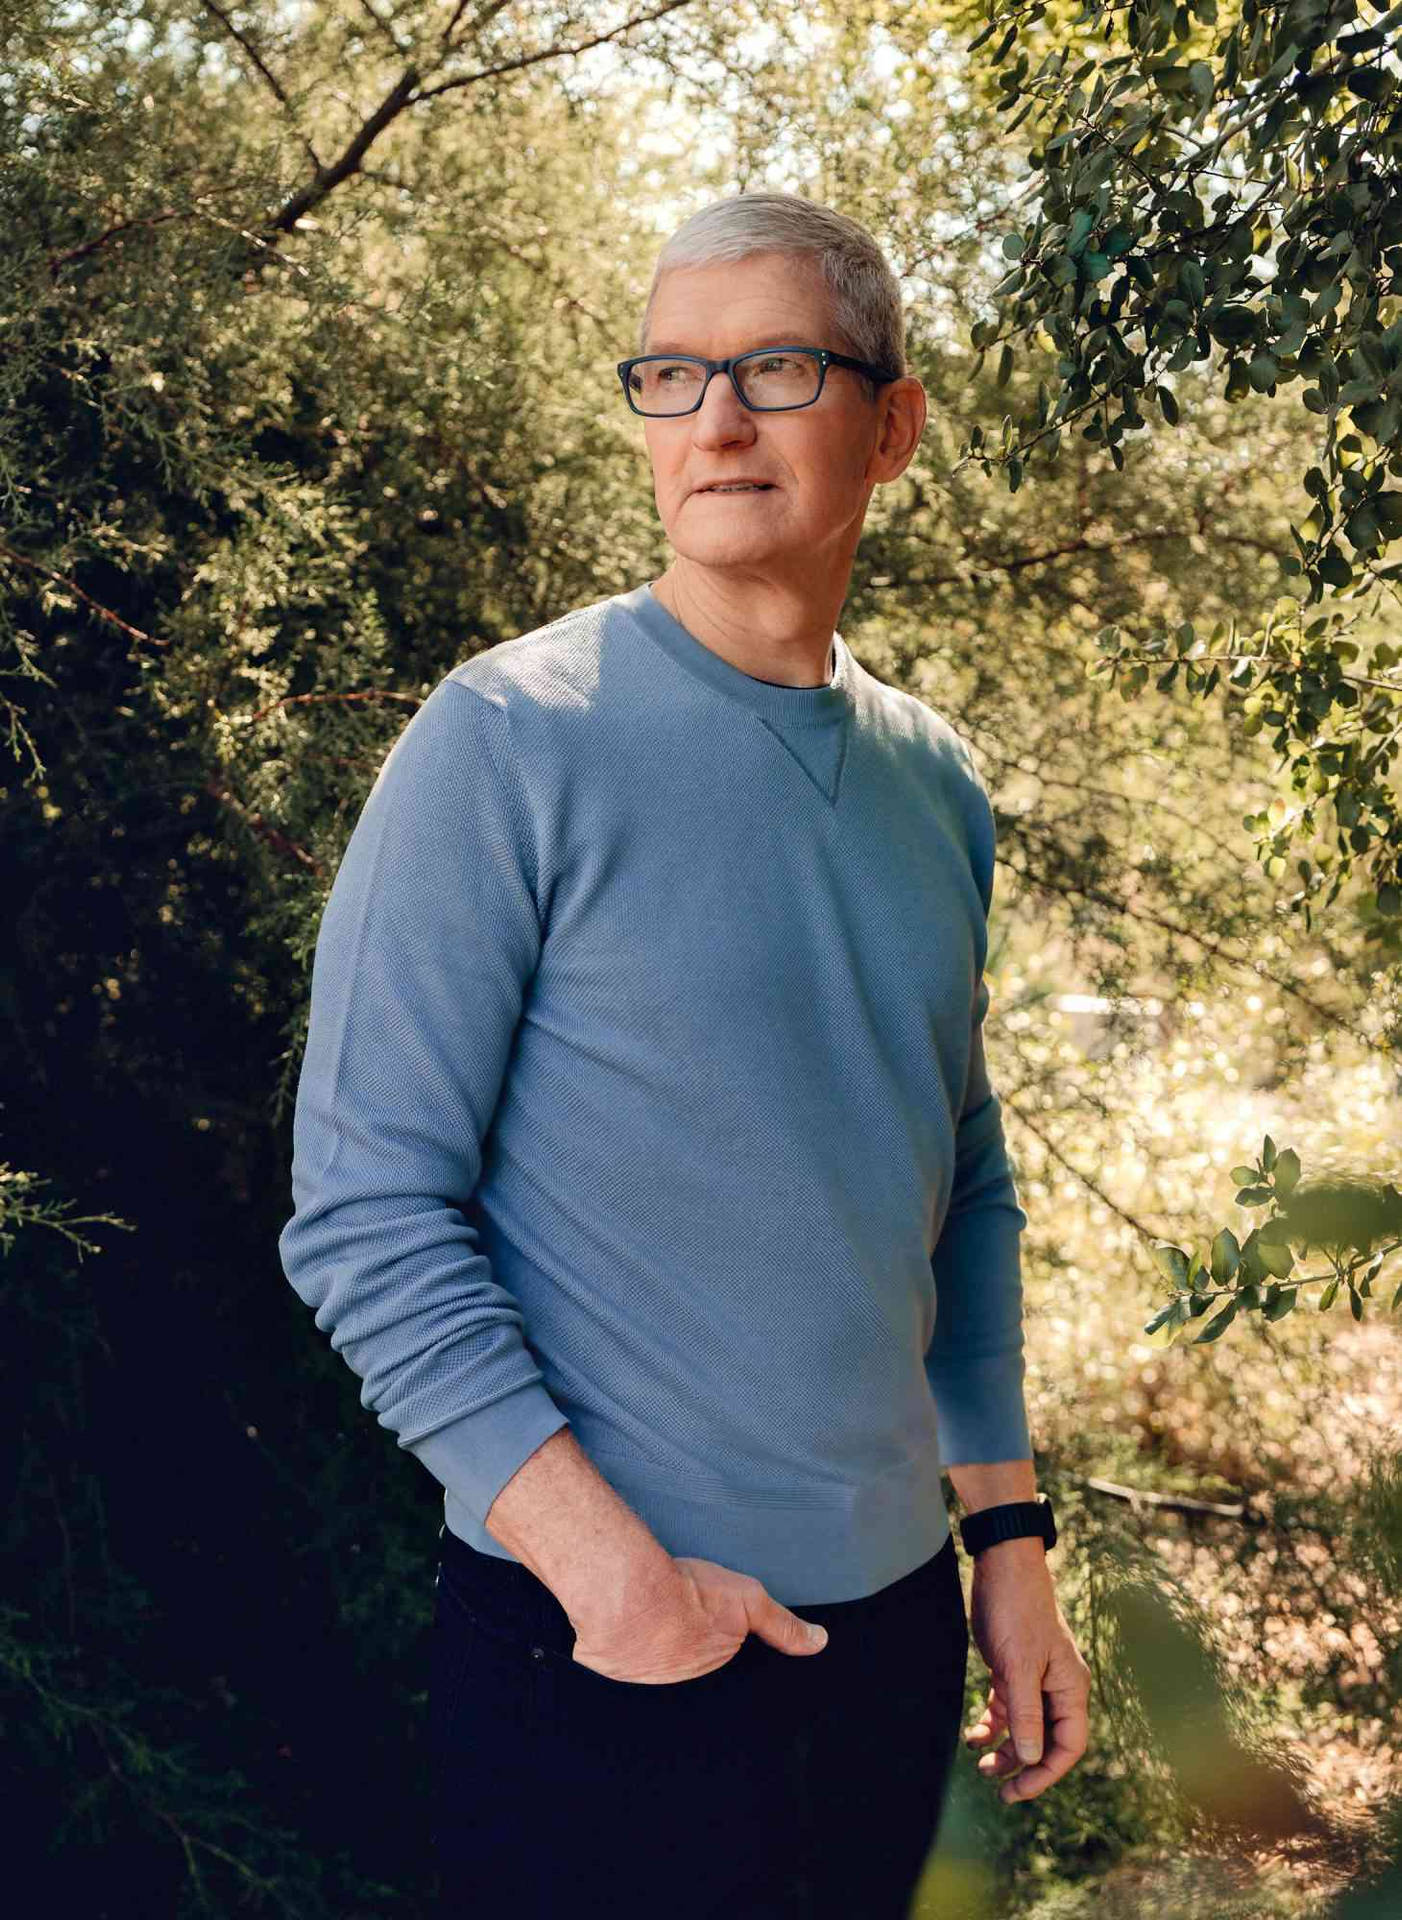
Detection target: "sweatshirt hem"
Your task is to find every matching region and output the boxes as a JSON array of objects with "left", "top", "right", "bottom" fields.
[{"left": 437, "top": 1448, "right": 956, "bottom": 1606}]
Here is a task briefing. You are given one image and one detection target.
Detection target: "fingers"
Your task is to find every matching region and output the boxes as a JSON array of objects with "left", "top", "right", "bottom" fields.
[
  {"left": 996, "top": 1691, "right": 1088, "bottom": 1801},
  {"left": 963, "top": 1684, "right": 1007, "bottom": 1749},
  {"left": 972, "top": 1681, "right": 1090, "bottom": 1804}
]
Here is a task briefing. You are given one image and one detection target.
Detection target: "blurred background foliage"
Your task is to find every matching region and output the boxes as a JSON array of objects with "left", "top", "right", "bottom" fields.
[{"left": 1, "top": 0, "right": 1399, "bottom": 1913}]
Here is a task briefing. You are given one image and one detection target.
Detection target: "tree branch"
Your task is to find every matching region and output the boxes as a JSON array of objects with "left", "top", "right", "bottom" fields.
[
  {"left": 204, "top": 778, "right": 322, "bottom": 873},
  {"left": 258, "top": 2, "right": 700, "bottom": 245},
  {"left": 1084, "top": 1477, "right": 1252, "bottom": 1520},
  {"left": 264, "top": 67, "right": 421, "bottom": 237},
  {"left": 0, "top": 542, "right": 166, "bottom": 647},
  {"left": 414, "top": 0, "right": 697, "bottom": 101},
  {"left": 49, "top": 209, "right": 191, "bottom": 279},
  {"left": 242, "top": 688, "right": 422, "bottom": 725},
  {"left": 195, "top": 0, "right": 325, "bottom": 174},
  {"left": 1006, "top": 1091, "right": 1164, "bottom": 1246}
]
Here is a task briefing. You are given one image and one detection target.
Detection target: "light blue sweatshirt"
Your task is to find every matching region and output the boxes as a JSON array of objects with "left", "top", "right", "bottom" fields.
[{"left": 278, "top": 581, "right": 1032, "bottom": 1604}]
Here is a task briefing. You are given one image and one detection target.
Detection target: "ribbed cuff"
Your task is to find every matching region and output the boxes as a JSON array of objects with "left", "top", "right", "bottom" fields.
[{"left": 404, "top": 1382, "right": 571, "bottom": 1531}]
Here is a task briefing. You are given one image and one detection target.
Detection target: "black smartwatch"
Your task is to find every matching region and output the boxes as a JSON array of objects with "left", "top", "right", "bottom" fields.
[{"left": 958, "top": 1493, "right": 1057, "bottom": 1558}]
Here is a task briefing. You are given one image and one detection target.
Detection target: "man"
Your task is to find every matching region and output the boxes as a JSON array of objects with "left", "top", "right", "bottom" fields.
[{"left": 279, "top": 191, "right": 1090, "bottom": 1918}]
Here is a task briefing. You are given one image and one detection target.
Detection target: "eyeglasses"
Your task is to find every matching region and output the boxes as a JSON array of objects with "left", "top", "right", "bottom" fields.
[{"left": 615, "top": 345, "right": 902, "bottom": 417}]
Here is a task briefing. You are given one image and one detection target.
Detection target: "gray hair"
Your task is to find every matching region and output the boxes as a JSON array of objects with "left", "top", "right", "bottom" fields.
[{"left": 639, "top": 192, "right": 906, "bottom": 403}]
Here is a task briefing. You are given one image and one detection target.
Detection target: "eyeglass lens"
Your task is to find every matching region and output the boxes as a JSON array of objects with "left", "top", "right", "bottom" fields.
[{"left": 628, "top": 352, "right": 821, "bottom": 415}]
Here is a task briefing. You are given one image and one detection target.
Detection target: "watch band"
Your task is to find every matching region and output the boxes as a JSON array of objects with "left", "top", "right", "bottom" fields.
[{"left": 958, "top": 1495, "right": 1056, "bottom": 1557}]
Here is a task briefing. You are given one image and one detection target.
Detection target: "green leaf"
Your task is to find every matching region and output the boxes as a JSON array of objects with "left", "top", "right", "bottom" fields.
[
  {"left": 1273, "top": 1149, "right": 1301, "bottom": 1198},
  {"left": 1209, "top": 1227, "right": 1241, "bottom": 1283},
  {"left": 1257, "top": 1238, "right": 1295, "bottom": 1279},
  {"left": 1067, "top": 209, "right": 1095, "bottom": 254},
  {"left": 1319, "top": 1276, "right": 1341, "bottom": 1310},
  {"left": 1193, "top": 1298, "right": 1238, "bottom": 1342},
  {"left": 1154, "top": 1244, "right": 1191, "bottom": 1287},
  {"left": 1262, "top": 1286, "right": 1297, "bottom": 1321},
  {"left": 1374, "top": 494, "right": 1402, "bottom": 539},
  {"left": 996, "top": 343, "right": 1014, "bottom": 388},
  {"left": 1209, "top": 306, "right": 1257, "bottom": 347}
]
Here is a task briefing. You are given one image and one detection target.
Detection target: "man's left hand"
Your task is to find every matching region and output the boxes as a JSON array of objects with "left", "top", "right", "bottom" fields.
[{"left": 963, "top": 1539, "right": 1091, "bottom": 1804}]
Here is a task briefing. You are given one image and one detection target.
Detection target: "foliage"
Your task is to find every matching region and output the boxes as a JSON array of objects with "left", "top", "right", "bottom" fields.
[
  {"left": 1144, "top": 1132, "right": 1402, "bottom": 1339},
  {"left": 949, "top": 0, "right": 1402, "bottom": 933}
]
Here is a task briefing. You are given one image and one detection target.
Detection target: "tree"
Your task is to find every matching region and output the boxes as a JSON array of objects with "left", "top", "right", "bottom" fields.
[{"left": 933, "top": 0, "right": 1402, "bottom": 934}]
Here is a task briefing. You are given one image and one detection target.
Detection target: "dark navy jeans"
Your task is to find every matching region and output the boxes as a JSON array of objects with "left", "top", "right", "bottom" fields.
[{"left": 428, "top": 1523, "right": 969, "bottom": 1919}]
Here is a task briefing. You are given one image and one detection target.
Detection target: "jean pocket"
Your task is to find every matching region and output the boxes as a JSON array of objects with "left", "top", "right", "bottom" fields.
[{"left": 550, "top": 1630, "right": 755, "bottom": 1696}]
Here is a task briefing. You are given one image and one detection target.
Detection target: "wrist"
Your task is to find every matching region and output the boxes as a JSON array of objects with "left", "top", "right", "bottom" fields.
[
  {"left": 559, "top": 1541, "right": 681, "bottom": 1633},
  {"left": 971, "top": 1534, "right": 1049, "bottom": 1567},
  {"left": 957, "top": 1491, "right": 1057, "bottom": 1560}
]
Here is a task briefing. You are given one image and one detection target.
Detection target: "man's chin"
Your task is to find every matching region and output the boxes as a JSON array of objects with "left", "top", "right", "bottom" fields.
[{"left": 662, "top": 532, "right": 788, "bottom": 569}]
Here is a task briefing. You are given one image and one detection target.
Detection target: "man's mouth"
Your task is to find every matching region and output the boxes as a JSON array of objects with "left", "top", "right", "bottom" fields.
[{"left": 697, "top": 483, "right": 774, "bottom": 495}]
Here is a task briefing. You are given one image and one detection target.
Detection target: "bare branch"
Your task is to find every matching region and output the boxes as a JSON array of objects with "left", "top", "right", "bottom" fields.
[
  {"left": 49, "top": 209, "right": 190, "bottom": 279},
  {"left": 0, "top": 542, "right": 167, "bottom": 647},
  {"left": 204, "top": 777, "right": 323, "bottom": 873},
  {"left": 1001, "top": 843, "right": 1368, "bottom": 1045},
  {"left": 259, "top": 1, "right": 699, "bottom": 246},
  {"left": 440, "top": 0, "right": 476, "bottom": 47},
  {"left": 1005, "top": 1093, "right": 1164, "bottom": 1245},
  {"left": 242, "top": 688, "right": 422, "bottom": 725},
  {"left": 440, "top": 0, "right": 519, "bottom": 55},
  {"left": 264, "top": 67, "right": 421, "bottom": 237},
  {"left": 1084, "top": 1478, "right": 1251, "bottom": 1520},
  {"left": 415, "top": 0, "right": 697, "bottom": 101},
  {"left": 195, "top": 0, "right": 325, "bottom": 174}
]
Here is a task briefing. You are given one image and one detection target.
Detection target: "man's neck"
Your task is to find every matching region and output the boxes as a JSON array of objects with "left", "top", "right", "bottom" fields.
[{"left": 651, "top": 568, "right": 840, "bottom": 689}]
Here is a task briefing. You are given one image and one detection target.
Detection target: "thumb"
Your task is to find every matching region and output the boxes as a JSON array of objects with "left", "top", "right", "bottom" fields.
[
  {"left": 1004, "top": 1674, "right": 1044, "bottom": 1765},
  {"left": 750, "top": 1590, "right": 829, "bottom": 1657}
]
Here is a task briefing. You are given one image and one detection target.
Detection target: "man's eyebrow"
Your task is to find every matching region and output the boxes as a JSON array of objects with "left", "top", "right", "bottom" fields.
[{"left": 642, "top": 337, "right": 814, "bottom": 356}]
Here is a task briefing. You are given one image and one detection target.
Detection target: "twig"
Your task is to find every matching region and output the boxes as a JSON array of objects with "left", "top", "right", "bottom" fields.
[
  {"left": 0, "top": 541, "right": 167, "bottom": 647},
  {"left": 1085, "top": 1475, "right": 1251, "bottom": 1519},
  {"left": 414, "top": 0, "right": 697, "bottom": 100},
  {"left": 195, "top": 0, "right": 325, "bottom": 174},
  {"left": 203, "top": 778, "right": 322, "bottom": 873},
  {"left": 241, "top": 688, "right": 422, "bottom": 724}
]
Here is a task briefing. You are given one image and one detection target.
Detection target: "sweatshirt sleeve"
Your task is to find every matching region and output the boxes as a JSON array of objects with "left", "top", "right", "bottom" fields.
[
  {"left": 277, "top": 675, "right": 570, "bottom": 1530},
  {"left": 924, "top": 755, "right": 1033, "bottom": 1466}
]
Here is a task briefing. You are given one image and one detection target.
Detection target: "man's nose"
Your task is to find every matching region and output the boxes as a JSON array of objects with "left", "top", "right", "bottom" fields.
[{"left": 691, "top": 370, "right": 756, "bottom": 446}]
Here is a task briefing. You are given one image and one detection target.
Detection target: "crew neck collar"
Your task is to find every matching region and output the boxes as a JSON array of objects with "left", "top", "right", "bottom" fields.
[{"left": 618, "top": 581, "right": 852, "bottom": 727}]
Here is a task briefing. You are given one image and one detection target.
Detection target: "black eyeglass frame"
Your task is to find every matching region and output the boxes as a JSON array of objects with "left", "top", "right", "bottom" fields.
[{"left": 615, "top": 345, "right": 902, "bottom": 417}]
